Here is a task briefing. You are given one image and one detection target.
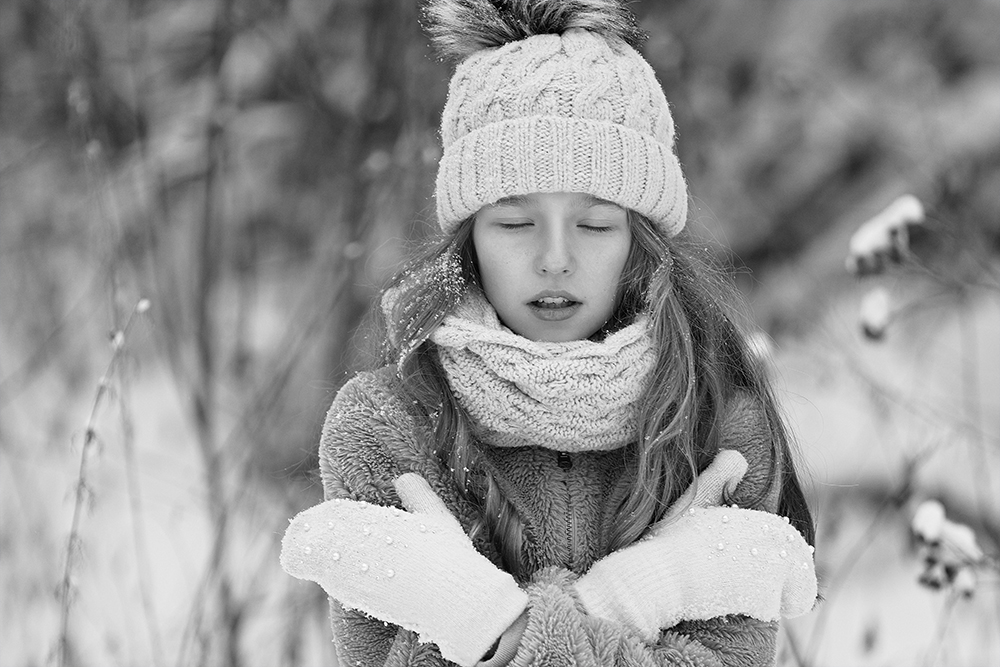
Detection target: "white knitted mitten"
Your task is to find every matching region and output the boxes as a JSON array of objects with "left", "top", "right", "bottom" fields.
[
  {"left": 657, "top": 448, "right": 750, "bottom": 523},
  {"left": 280, "top": 474, "right": 528, "bottom": 667},
  {"left": 575, "top": 451, "right": 817, "bottom": 641}
]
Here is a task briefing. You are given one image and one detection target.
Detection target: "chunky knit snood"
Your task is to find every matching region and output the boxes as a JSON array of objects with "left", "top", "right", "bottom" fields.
[{"left": 429, "top": 293, "right": 655, "bottom": 452}]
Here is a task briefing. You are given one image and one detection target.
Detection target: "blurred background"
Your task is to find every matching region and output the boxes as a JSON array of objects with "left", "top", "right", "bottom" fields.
[{"left": 1, "top": 0, "right": 998, "bottom": 665}]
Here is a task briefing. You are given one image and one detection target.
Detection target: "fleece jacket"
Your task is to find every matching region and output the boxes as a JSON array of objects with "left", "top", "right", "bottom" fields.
[{"left": 316, "top": 365, "right": 786, "bottom": 667}]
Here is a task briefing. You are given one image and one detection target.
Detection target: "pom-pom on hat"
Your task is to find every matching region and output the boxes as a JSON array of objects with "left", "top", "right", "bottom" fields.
[{"left": 425, "top": 0, "right": 688, "bottom": 237}]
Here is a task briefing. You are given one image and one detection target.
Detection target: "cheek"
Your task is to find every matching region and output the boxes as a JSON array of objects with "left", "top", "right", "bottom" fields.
[
  {"left": 472, "top": 225, "right": 498, "bottom": 287},
  {"left": 477, "top": 248, "right": 507, "bottom": 290},
  {"left": 474, "top": 241, "right": 521, "bottom": 303},
  {"left": 599, "top": 239, "right": 632, "bottom": 294}
]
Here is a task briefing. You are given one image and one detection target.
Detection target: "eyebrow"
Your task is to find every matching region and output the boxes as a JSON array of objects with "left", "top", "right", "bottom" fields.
[
  {"left": 488, "top": 194, "right": 620, "bottom": 210},
  {"left": 490, "top": 195, "right": 532, "bottom": 208}
]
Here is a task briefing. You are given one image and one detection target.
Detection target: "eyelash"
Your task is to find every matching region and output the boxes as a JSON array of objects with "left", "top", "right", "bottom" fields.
[{"left": 495, "top": 223, "right": 615, "bottom": 232}]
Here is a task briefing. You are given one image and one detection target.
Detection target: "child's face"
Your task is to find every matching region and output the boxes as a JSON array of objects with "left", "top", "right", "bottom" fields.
[{"left": 473, "top": 192, "right": 631, "bottom": 342}]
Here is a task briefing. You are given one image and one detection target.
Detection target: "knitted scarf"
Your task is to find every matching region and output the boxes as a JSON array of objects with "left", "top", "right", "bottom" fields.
[{"left": 429, "top": 292, "right": 655, "bottom": 452}]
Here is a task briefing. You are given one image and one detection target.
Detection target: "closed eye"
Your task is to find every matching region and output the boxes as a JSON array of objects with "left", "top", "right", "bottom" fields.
[
  {"left": 578, "top": 223, "right": 615, "bottom": 232},
  {"left": 496, "top": 221, "right": 533, "bottom": 230}
]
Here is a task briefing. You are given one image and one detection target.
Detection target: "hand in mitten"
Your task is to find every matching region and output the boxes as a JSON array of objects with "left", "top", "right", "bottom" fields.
[
  {"left": 280, "top": 474, "right": 528, "bottom": 667},
  {"left": 658, "top": 448, "right": 749, "bottom": 524},
  {"left": 575, "top": 450, "right": 817, "bottom": 641}
]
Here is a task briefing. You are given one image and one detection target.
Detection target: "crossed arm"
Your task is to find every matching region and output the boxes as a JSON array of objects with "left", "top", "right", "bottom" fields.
[{"left": 283, "top": 370, "right": 815, "bottom": 667}]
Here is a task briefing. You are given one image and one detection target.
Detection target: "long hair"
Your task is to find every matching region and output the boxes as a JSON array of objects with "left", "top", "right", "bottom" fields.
[{"left": 371, "top": 212, "right": 814, "bottom": 579}]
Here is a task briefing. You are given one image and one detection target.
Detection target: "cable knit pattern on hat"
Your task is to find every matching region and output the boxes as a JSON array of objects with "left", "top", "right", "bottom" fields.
[
  {"left": 436, "top": 29, "right": 688, "bottom": 236},
  {"left": 429, "top": 292, "right": 655, "bottom": 451}
]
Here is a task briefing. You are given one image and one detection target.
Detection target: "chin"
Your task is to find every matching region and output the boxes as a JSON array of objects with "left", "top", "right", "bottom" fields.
[{"left": 523, "top": 325, "right": 598, "bottom": 343}]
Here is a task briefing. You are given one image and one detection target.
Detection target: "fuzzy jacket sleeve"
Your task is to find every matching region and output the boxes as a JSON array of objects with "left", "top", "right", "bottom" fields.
[
  {"left": 317, "top": 369, "right": 782, "bottom": 667},
  {"left": 510, "top": 567, "right": 777, "bottom": 667},
  {"left": 317, "top": 369, "right": 482, "bottom": 667},
  {"left": 719, "top": 395, "right": 783, "bottom": 513}
]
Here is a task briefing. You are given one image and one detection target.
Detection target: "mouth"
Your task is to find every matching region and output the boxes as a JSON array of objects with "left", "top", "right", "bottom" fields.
[
  {"left": 529, "top": 295, "right": 580, "bottom": 309},
  {"left": 527, "top": 293, "right": 582, "bottom": 321}
]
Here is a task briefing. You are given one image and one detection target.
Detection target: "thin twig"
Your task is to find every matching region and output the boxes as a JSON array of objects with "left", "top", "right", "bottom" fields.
[
  {"left": 804, "top": 499, "right": 896, "bottom": 665},
  {"left": 175, "top": 562, "right": 216, "bottom": 667},
  {"left": 118, "top": 346, "right": 165, "bottom": 667},
  {"left": 923, "top": 592, "right": 958, "bottom": 667},
  {"left": 958, "top": 291, "right": 1000, "bottom": 633},
  {"left": 780, "top": 622, "right": 807, "bottom": 667},
  {"left": 957, "top": 302, "right": 997, "bottom": 533},
  {"left": 821, "top": 326, "right": 1000, "bottom": 453},
  {"left": 178, "top": 3, "right": 243, "bottom": 665},
  {"left": 56, "top": 300, "right": 146, "bottom": 667},
  {"left": 0, "top": 274, "right": 103, "bottom": 409},
  {"left": 220, "top": 257, "right": 354, "bottom": 467}
]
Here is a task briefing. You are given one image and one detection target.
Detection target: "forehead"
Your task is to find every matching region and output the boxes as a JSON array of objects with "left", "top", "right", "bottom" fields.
[{"left": 487, "top": 192, "right": 622, "bottom": 210}]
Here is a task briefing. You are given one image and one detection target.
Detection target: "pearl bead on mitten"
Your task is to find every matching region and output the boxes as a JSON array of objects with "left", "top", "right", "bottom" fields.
[
  {"left": 280, "top": 474, "right": 528, "bottom": 667},
  {"left": 575, "top": 450, "right": 818, "bottom": 641}
]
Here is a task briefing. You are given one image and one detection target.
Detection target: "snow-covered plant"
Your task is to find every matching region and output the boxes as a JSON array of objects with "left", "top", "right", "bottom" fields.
[
  {"left": 858, "top": 286, "right": 891, "bottom": 340},
  {"left": 848, "top": 194, "right": 927, "bottom": 341},
  {"left": 846, "top": 194, "right": 925, "bottom": 276},
  {"left": 911, "top": 499, "right": 987, "bottom": 598}
]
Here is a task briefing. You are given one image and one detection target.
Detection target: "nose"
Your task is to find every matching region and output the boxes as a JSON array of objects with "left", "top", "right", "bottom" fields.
[{"left": 536, "top": 227, "right": 574, "bottom": 275}]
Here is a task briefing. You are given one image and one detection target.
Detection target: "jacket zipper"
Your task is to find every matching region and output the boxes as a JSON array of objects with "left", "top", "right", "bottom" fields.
[{"left": 557, "top": 451, "right": 577, "bottom": 571}]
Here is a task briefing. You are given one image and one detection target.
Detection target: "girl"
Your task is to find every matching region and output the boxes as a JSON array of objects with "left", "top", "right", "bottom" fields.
[{"left": 281, "top": 2, "right": 818, "bottom": 666}]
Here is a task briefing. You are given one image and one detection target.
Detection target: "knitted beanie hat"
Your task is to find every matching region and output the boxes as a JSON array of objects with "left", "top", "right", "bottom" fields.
[{"left": 425, "top": 0, "right": 688, "bottom": 237}]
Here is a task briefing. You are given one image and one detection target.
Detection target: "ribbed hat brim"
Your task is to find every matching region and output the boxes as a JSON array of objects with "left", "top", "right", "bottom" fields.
[{"left": 435, "top": 116, "right": 687, "bottom": 235}]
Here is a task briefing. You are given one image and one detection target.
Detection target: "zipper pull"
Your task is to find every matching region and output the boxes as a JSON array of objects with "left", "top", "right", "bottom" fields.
[{"left": 557, "top": 451, "right": 573, "bottom": 470}]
